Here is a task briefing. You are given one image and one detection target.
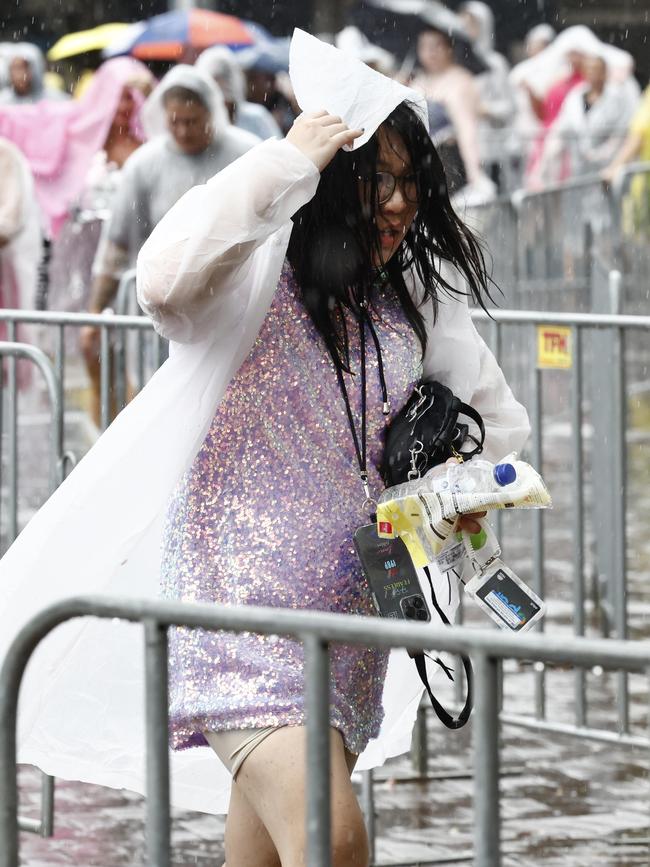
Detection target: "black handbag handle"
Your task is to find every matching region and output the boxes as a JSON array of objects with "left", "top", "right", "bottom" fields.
[
  {"left": 412, "top": 565, "right": 474, "bottom": 730},
  {"left": 457, "top": 401, "right": 486, "bottom": 458}
]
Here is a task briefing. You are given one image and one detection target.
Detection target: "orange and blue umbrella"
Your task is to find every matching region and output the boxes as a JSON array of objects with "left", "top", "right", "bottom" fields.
[{"left": 105, "top": 10, "right": 256, "bottom": 61}]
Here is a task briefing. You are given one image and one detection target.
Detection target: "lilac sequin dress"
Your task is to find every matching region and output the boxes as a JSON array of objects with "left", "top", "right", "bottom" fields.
[{"left": 161, "top": 261, "right": 420, "bottom": 753}]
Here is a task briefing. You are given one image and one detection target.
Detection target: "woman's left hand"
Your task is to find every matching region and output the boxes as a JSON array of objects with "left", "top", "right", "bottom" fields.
[{"left": 457, "top": 511, "right": 487, "bottom": 535}]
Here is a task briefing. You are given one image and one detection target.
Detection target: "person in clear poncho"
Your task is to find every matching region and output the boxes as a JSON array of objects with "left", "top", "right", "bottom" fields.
[
  {"left": 0, "top": 31, "right": 529, "bottom": 864},
  {"left": 195, "top": 45, "right": 282, "bottom": 141},
  {"left": 515, "top": 26, "right": 638, "bottom": 187},
  {"left": 458, "top": 1, "right": 515, "bottom": 190},
  {"left": 0, "top": 42, "right": 68, "bottom": 104},
  {"left": 80, "top": 64, "right": 260, "bottom": 426},
  {"left": 535, "top": 51, "right": 639, "bottom": 184}
]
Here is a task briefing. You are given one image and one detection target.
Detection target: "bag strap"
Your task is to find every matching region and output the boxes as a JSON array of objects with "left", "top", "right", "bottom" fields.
[
  {"left": 412, "top": 566, "right": 473, "bottom": 730},
  {"left": 458, "top": 401, "right": 485, "bottom": 448}
]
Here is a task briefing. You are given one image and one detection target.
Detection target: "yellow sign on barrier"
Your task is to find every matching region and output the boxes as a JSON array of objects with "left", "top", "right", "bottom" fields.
[{"left": 537, "top": 325, "right": 572, "bottom": 369}]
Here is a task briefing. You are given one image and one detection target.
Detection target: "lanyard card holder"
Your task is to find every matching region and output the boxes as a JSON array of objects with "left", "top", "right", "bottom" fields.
[{"left": 462, "top": 526, "right": 546, "bottom": 633}]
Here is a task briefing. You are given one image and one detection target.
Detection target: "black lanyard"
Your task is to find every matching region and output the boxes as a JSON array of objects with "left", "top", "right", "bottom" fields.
[{"left": 334, "top": 298, "right": 389, "bottom": 508}]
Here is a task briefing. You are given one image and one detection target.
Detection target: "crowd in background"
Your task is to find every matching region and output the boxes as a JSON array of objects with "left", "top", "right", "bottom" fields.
[{"left": 0, "top": 5, "right": 649, "bottom": 423}]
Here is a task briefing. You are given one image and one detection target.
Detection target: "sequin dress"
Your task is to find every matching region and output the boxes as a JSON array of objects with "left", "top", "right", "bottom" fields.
[{"left": 161, "top": 261, "right": 420, "bottom": 753}]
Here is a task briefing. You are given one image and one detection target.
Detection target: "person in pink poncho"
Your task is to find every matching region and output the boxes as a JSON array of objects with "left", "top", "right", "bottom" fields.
[{"left": 0, "top": 56, "right": 154, "bottom": 242}]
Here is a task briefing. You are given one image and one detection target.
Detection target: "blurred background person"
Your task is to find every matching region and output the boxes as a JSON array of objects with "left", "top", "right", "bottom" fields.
[
  {"left": 236, "top": 42, "right": 295, "bottom": 135},
  {"left": 524, "top": 23, "right": 557, "bottom": 59},
  {"left": 0, "top": 136, "right": 42, "bottom": 386},
  {"left": 335, "top": 26, "right": 396, "bottom": 76},
  {"left": 509, "top": 24, "right": 556, "bottom": 179},
  {"left": 196, "top": 46, "right": 281, "bottom": 140},
  {"left": 80, "top": 65, "right": 260, "bottom": 426},
  {"left": 47, "top": 57, "right": 155, "bottom": 315},
  {"left": 0, "top": 42, "right": 68, "bottom": 104},
  {"left": 534, "top": 51, "right": 639, "bottom": 185},
  {"left": 459, "top": 1, "right": 515, "bottom": 190},
  {"left": 604, "top": 84, "right": 650, "bottom": 182},
  {"left": 411, "top": 21, "right": 494, "bottom": 201},
  {"left": 603, "top": 84, "right": 650, "bottom": 234},
  {"left": 517, "top": 26, "right": 637, "bottom": 186}
]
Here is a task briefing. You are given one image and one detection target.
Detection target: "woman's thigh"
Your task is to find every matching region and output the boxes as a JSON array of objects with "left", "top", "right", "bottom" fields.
[{"left": 235, "top": 725, "right": 367, "bottom": 866}]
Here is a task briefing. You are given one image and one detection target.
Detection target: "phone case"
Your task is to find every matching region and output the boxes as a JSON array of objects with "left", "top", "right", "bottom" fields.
[{"left": 354, "top": 524, "right": 431, "bottom": 622}]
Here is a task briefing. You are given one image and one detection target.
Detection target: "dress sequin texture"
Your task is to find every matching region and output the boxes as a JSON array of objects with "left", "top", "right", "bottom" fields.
[{"left": 161, "top": 260, "right": 420, "bottom": 753}]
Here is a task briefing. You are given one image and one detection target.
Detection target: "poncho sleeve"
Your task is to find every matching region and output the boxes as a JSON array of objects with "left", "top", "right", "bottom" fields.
[
  {"left": 417, "top": 265, "right": 531, "bottom": 461},
  {"left": 136, "top": 137, "right": 320, "bottom": 343}
]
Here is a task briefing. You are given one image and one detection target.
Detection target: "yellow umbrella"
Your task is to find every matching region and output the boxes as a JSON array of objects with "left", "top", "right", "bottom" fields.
[{"left": 47, "top": 23, "right": 130, "bottom": 61}]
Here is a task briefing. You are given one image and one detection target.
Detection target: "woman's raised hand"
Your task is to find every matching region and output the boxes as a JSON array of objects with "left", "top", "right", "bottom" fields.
[{"left": 286, "top": 110, "right": 363, "bottom": 172}]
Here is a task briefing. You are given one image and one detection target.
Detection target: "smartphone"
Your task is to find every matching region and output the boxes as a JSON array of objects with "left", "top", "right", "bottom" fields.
[{"left": 353, "top": 524, "right": 431, "bottom": 623}]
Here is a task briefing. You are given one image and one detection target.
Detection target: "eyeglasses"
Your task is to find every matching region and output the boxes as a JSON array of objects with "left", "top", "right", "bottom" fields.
[{"left": 359, "top": 171, "right": 420, "bottom": 205}]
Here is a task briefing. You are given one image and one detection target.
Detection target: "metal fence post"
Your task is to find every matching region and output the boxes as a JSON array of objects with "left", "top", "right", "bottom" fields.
[
  {"left": 571, "top": 326, "right": 587, "bottom": 727},
  {"left": 590, "top": 268, "right": 627, "bottom": 647},
  {"left": 361, "top": 769, "right": 376, "bottom": 865},
  {"left": 144, "top": 619, "right": 171, "bottom": 867},
  {"left": 473, "top": 652, "right": 501, "bottom": 867},
  {"left": 530, "top": 347, "right": 545, "bottom": 719},
  {"left": 304, "top": 634, "right": 331, "bottom": 867}
]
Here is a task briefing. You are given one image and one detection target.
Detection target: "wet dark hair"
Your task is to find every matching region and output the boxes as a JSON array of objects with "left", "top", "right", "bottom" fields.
[
  {"left": 162, "top": 85, "right": 208, "bottom": 110},
  {"left": 286, "top": 100, "right": 491, "bottom": 371}
]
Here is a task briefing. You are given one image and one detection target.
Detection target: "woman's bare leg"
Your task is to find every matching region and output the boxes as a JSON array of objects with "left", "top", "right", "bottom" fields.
[
  {"left": 233, "top": 726, "right": 368, "bottom": 867},
  {"left": 224, "top": 779, "right": 281, "bottom": 867}
]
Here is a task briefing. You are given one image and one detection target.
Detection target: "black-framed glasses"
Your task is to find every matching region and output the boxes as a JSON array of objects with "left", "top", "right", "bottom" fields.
[{"left": 359, "top": 171, "right": 420, "bottom": 205}]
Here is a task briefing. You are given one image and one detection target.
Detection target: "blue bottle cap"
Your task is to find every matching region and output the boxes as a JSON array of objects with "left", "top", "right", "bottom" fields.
[{"left": 493, "top": 463, "right": 517, "bottom": 486}]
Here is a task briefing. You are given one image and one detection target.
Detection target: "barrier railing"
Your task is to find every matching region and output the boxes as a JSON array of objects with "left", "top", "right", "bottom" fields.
[
  {"left": 0, "top": 308, "right": 165, "bottom": 433},
  {"left": 1, "top": 596, "right": 649, "bottom": 867},
  {"left": 3, "top": 304, "right": 648, "bottom": 738},
  {"left": 471, "top": 307, "right": 650, "bottom": 743},
  {"left": 466, "top": 162, "right": 650, "bottom": 312},
  {"left": 0, "top": 342, "right": 70, "bottom": 548}
]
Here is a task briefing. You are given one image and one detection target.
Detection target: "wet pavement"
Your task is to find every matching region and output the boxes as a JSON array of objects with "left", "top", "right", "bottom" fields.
[{"left": 5, "top": 343, "right": 650, "bottom": 865}]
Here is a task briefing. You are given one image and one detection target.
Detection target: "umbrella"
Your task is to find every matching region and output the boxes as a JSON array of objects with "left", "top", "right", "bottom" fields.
[
  {"left": 46, "top": 23, "right": 131, "bottom": 61},
  {"left": 103, "top": 10, "right": 255, "bottom": 62},
  {"left": 350, "top": 0, "right": 487, "bottom": 75}
]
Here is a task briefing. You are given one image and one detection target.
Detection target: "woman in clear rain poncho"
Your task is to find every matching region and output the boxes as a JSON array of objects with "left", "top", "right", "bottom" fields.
[{"left": 0, "top": 29, "right": 529, "bottom": 866}]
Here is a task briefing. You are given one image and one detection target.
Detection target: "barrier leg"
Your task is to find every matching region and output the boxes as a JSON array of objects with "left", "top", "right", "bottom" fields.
[
  {"left": 473, "top": 653, "right": 501, "bottom": 867},
  {"left": 304, "top": 634, "right": 331, "bottom": 867},
  {"left": 144, "top": 620, "right": 171, "bottom": 867}
]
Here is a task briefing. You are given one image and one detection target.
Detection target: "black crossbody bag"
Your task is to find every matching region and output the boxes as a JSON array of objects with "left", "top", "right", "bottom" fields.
[{"left": 381, "top": 380, "right": 485, "bottom": 487}]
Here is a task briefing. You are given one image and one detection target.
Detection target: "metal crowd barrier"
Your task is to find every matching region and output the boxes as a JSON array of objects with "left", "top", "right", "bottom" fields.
[
  {"left": 2, "top": 304, "right": 650, "bottom": 859},
  {"left": 466, "top": 162, "right": 650, "bottom": 313},
  {"left": 2, "top": 596, "right": 650, "bottom": 867},
  {"left": 0, "top": 309, "right": 165, "bottom": 434},
  {"left": 471, "top": 307, "right": 650, "bottom": 744},
  {"left": 0, "top": 341, "right": 70, "bottom": 549},
  {"left": 0, "top": 310, "right": 166, "bottom": 557}
]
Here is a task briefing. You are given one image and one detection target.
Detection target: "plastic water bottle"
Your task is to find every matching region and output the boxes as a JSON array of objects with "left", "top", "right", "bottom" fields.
[
  {"left": 446, "top": 459, "right": 516, "bottom": 494},
  {"left": 380, "top": 459, "right": 517, "bottom": 504}
]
